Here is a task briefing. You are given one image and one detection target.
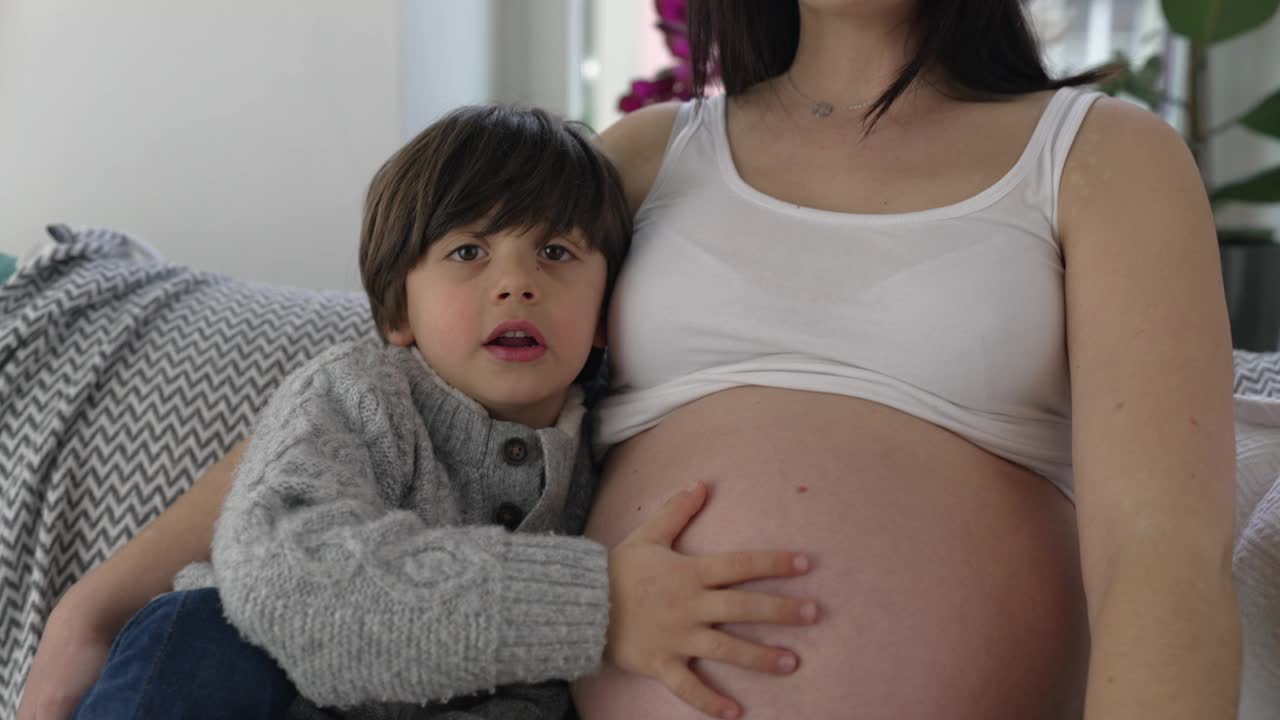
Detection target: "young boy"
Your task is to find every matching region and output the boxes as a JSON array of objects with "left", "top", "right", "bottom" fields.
[{"left": 72, "top": 105, "right": 816, "bottom": 720}]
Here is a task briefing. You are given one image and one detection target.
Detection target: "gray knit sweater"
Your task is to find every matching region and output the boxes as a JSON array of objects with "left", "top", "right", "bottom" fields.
[{"left": 173, "top": 340, "right": 610, "bottom": 719}]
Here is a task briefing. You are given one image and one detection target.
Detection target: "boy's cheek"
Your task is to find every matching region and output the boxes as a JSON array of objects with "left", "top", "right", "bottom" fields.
[
  {"left": 428, "top": 314, "right": 477, "bottom": 355},
  {"left": 413, "top": 290, "right": 477, "bottom": 355}
]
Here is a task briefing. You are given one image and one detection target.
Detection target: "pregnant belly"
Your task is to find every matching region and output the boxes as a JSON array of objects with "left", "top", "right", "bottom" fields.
[{"left": 572, "top": 387, "right": 1090, "bottom": 720}]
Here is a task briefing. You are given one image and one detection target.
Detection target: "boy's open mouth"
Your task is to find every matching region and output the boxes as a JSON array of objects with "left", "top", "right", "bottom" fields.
[
  {"left": 483, "top": 321, "right": 547, "bottom": 360},
  {"left": 486, "top": 331, "right": 541, "bottom": 348}
]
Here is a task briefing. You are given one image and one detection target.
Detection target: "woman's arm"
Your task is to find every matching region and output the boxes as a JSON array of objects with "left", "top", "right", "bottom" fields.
[
  {"left": 17, "top": 439, "right": 245, "bottom": 720},
  {"left": 1060, "top": 97, "right": 1241, "bottom": 719}
]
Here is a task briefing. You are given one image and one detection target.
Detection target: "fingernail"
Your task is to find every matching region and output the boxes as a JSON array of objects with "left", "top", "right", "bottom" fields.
[
  {"left": 792, "top": 554, "right": 809, "bottom": 572},
  {"left": 801, "top": 602, "right": 818, "bottom": 622},
  {"left": 722, "top": 706, "right": 739, "bottom": 720},
  {"left": 777, "top": 653, "right": 797, "bottom": 672}
]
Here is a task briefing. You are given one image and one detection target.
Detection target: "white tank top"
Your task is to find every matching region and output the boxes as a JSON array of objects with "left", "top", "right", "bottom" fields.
[{"left": 595, "top": 87, "right": 1103, "bottom": 500}]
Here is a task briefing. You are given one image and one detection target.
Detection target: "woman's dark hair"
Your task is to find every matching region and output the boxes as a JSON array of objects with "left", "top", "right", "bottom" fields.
[
  {"left": 688, "top": 0, "right": 1112, "bottom": 127},
  {"left": 360, "top": 105, "right": 631, "bottom": 338}
]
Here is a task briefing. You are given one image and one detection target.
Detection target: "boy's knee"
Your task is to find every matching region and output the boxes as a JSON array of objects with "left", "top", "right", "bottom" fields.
[
  {"left": 81, "top": 587, "right": 297, "bottom": 719},
  {"left": 125, "top": 588, "right": 219, "bottom": 633}
]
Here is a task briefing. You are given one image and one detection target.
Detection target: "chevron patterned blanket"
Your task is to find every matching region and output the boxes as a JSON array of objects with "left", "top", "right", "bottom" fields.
[
  {"left": 4, "top": 230, "right": 1280, "bottom": 717},
  {"left": 0, "top": 230, "right": 376, "bottom": 715}
]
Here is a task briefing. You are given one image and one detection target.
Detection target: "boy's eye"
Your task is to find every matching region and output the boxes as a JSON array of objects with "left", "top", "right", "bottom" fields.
[
  {"left": 448, "top": 245, "right": 485, "bottom": 262},
  {"left": 540, "top": 244, "right": 575, "bottom": 262}
]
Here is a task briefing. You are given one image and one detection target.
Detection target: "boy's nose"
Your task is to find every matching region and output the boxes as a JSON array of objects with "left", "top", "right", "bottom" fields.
[
  {"left": 496, "top": 287, "right": 536, "bottom": 302},
  {"left": 494, "top": 268, "right": 538, "bottom": 303}
]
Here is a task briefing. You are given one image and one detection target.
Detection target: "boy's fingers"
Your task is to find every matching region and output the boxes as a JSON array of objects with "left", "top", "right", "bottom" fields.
[
  {"left": 627, "top": 482, "right": 708, "bottom": 546},
  {"left": 687, "top": 629, "right": 801, "bottom": 676},
  {"left": 696, "top": 551, "right": 810, "bottom": 587},
  {"left": 662, "top": 662, "right": 740, "bottom": 720},
  {"left": 698, "top": 589, "right": 820, "bottom": 626}
]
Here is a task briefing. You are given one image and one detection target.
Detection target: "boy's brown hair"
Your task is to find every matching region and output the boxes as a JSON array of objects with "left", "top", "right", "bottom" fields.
[{"left": 359, "top": 105, "right": 632, "bottom": 338}]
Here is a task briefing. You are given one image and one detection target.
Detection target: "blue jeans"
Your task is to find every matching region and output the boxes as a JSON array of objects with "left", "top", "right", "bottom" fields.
[{"left": 73, "top": 588, "right": 298, "bottom": 720}]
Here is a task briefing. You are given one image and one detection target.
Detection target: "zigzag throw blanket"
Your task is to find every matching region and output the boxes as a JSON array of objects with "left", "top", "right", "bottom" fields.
[{"left": 0, "top": 231, "right": 375, "bottom": 716}]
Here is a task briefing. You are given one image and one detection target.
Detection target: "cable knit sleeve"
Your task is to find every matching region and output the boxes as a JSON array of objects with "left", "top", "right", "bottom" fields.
[{"left": 211, "top": 343, "right": 609, "bottom": 710}]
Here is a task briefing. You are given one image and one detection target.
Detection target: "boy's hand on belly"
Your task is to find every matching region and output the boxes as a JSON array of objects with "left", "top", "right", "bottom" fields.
[{"left": 603, "top": 481, "right": 820, "bottom": 720}]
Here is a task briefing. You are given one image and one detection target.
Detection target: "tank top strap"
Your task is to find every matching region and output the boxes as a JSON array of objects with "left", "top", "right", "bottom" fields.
[
  {"left": 635, "top": 96, "right": 720, "bottom": 216},
  {"left": 672, "top": 95, "right": 706, "bottom": 138},
  {"left": 1040, "top": 86, "right": 1105, "bottom": 233}
]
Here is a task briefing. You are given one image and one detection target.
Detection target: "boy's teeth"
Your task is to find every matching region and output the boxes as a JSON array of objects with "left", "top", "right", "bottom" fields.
[{"left": 502, "top": 330, "right": 528, "bottom": 338}]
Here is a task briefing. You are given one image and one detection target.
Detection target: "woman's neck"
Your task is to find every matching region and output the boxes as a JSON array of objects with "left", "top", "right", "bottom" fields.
[{"left": 788, "top": 3, "right": 921, "bottom": 107}]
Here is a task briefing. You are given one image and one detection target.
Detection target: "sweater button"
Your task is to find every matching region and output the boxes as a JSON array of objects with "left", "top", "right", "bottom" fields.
[
  {"left": 494, "top": 502, "right": 524, "bottom": 531},
  {"left": 502, "top": 438, "right": 529, "bottom": 465}
]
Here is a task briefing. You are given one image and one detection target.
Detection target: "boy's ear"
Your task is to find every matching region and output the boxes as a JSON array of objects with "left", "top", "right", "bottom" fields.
[{"left": 386, "top": 324, "right": 415, "bottom": 347}]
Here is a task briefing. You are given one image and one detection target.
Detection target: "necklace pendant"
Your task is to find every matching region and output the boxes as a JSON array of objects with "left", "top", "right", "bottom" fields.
[{"left": 810, "top": 101, "right": 834, "bottom": 118}]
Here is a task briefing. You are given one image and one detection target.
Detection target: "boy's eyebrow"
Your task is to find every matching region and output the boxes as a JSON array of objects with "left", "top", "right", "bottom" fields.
[
  {"left": 472, "top": 224, "right": 590, "bottom": 249},
  {"left": 447, "top": 229, "right": 487, "bottom": 245},
  {"left": 555, "top": 230, "right": 590, "bottom": 250}
]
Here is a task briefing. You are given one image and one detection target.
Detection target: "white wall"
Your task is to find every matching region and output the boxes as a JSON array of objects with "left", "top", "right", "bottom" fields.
[
  {"left": 490, "top": 0, "right": 581, "bottom": 122},
  {"left": 401, "top": 0, "right": 493, "bottom": 139},
  {"left": 0, "top": 0, "right": 589, "bottom": 289},
  {"left": 0, "top": 0, "right": 402, "bottom": 291},
  {"left": 586, "top": 0, "right": 668, "bottom": 132}
]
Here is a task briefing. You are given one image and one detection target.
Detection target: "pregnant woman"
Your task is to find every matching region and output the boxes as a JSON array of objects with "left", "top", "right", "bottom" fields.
[
  {"left": 571, "top": 1, "right": 1239, "bottom": 717},
  {"left": 21, "top": 1, "right": 1240, "bottom": 718}
]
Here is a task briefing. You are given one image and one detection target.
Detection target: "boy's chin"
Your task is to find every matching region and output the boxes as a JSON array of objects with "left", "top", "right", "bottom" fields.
[{"left": 479, "top": 384, "right": 569, "bottom": 420}]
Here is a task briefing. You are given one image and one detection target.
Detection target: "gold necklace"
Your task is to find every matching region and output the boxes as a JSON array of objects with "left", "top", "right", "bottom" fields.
[{"left": 785, "top": 71, "right": 877, "bottom": 118}]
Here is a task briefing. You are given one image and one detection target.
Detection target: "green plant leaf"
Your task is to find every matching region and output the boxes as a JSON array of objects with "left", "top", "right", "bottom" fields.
[
  {"left": 1240, "top": 90, "right": 1280, "bottom": 141},
  {"left": 1095, "top": 58, "right": 1130, "bottom": 98},
  {"left": 1091, "top": 53, "right": 1164, "bottom": 110},
  {"left": 1163, "top": 0, "right": 1279, "bottom": 43},
  {"left": 1127, "top": 55, "right": 1164, "bottom": 109},
  {"left": 1212, "top": 166, "right": 1280, "bottom": 204}
]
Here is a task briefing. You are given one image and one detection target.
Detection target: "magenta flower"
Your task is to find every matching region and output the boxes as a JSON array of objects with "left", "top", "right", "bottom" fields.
[
  {"left": 655, "top": 0, "right": 690, "bottom": 59},
  {"left": 655, "top": 0, "right": 686, "bottom": 24},
  {"left": 618, "top": 69, "right": 687, "bottom": 113}
]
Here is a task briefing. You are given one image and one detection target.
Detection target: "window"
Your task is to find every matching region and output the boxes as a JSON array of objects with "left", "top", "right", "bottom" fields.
[
  {"left": 580, "top": 0, "right": 668, "bottom": 131},
  {"left": 1034, "top": 0, "right": 1167, "bottom": 76}
]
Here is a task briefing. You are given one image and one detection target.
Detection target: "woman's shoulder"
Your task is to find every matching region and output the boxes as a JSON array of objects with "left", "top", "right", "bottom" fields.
[
  {"left": 1058, "top": 94, "right": 1202, "bottom": 248},
  {"left": 598, "top": 101, "right": 684, "bottom": 212},
  {"left": 1067, "top": 93, "right": 1185, "bottom": 157},
  {"left": 1061, "top": 95, "right": 1192, "bottom": 203}
]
